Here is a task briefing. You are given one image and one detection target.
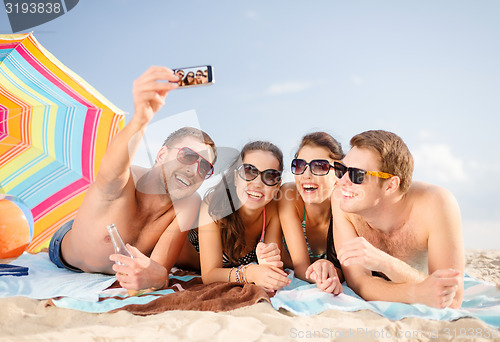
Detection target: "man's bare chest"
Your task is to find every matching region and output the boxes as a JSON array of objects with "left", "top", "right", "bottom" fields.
[{"left": 354, "top": 220, "right": 428, "bottom": 267}]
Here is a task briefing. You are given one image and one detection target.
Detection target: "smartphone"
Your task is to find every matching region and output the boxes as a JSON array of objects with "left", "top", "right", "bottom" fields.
[{"left": 172, "top": 65, "right": 214, "bottom": 88}]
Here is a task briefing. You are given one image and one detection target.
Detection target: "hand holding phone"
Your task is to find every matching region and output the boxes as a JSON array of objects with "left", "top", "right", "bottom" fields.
[{"left": 173, "top": 65, "right": 214, "bottom": 88}]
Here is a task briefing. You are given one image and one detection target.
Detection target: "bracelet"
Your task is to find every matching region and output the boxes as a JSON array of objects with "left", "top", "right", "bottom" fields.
[
  {"left": 243, "top": 264, "right": 251, "bottom": 284},
  {"left": 228, "top": 267, "right": 234, "bottom": 282},
  {"left": 235, "top": 265, "right": 245, "bottom": 283}
]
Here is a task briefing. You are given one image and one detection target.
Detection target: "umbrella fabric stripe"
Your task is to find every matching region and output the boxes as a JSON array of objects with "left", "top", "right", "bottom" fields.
[
  {"left": 0, "top": 147, "right": 48, "bottom": 189},
  {"left": 4, "top": 157, "right": 76, "bottom": 205},
  {"left": 1, "top": 61, "right": 87, "bottom": 176},
  {"left": 32, "top": 177, "right": 89, "bottom": 220},
  {"left": 94, "top": 110, "right": 124, "bottom": 179},
  {"left": 17, "top": 41, "right": 97, "bottom": 109},
  {"left": 15, "top": 163, "right": 80, "bottom": 206},
  {"left": 28, "top": 196, "right": 84, "bottom": 252},
  {"left": 10, "top": 50, "right": 106, "bottom": 182},
  {"left": 0, "top": 33, "right": 125, "bottom": 253},
  {"left": 3, "top": 53, "right": 89, "bottom": 175},
  {"left": 0, "top": 44, "right": 20, "bottom": 62},
  {"left": 0, "top": 140, "right": 29, "bottom": 167},
  {"left": 27, "top": 35, "right": 123, "bottom": 112},
  {"left": 82, "top": 108, "right": 100, "bottom": 182}
]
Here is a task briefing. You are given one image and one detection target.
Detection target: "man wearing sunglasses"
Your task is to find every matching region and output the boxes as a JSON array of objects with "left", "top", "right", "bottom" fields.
[
  {"left": 331, "top": 130, "right": 463, "bottom": 309},
  {"left": 49, "top": 66, "right": 217, "bottom": 293}
]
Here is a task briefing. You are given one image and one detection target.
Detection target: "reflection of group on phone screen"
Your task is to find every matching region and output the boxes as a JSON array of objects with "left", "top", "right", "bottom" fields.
[{"left": 175, "top": 69, "right": 209, "bottom": 87}]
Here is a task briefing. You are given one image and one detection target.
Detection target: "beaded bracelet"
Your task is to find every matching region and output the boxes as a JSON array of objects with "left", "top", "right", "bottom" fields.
[
  {"left": 243, "top": 264, "right": 251, "bottom": 284},
  {"left": 235, "top": 265, "right": 245, "bottom": 283},
  {"left": 228, "top": 267, "right": 234, "bottom": 282}
]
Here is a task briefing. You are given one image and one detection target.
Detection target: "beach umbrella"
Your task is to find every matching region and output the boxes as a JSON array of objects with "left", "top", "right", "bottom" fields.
[{"left": 0, "top": 33, "right": 125, "bottom": 253}]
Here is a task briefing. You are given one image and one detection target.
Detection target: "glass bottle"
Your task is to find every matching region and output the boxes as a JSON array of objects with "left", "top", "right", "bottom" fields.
[
  {"left": 106, "top": 224, "right": 133, "bottom": 264},
  {"left": 106, "top": 224, "right": 141, "bottom": 296}
]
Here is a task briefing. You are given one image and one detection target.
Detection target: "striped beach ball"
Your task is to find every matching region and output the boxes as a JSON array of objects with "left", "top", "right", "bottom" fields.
[{"left": 0, "top": 194, "right": 34, "bottom": 259}]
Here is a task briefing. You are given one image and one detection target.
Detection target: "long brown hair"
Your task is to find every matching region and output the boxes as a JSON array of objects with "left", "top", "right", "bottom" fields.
[{"left": 205, "top": 141, "right": 283, "bottom": 263}]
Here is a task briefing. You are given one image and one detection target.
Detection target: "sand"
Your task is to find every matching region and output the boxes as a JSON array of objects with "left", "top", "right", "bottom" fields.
[{"left": 0, "top": 250, "right": 499, "bottom": 342}]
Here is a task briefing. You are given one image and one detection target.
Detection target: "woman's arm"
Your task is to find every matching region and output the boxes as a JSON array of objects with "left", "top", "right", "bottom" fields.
[
  {"left": 198, "top": 201, "right": 229, "bottom": 284},
  {"left": 277, "top": 183, "right": 311, "bottom": 280}
]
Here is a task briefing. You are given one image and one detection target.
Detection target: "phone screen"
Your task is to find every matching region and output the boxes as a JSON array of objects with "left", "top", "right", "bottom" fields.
[{"left": 172, "top": 65, "right": 214, "bottom": 88}]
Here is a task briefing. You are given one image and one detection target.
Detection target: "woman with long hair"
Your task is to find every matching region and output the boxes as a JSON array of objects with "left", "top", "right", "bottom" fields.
[
  {"left": 278, "top": 132, "right": 344, "bottom": 294},
  {"left": 189, "top": 141, "right": 290, "bottom": 292}
]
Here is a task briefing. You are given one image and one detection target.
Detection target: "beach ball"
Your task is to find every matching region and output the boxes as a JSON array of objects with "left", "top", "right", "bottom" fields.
[{"left": 0, "top": 195, "right": 34, "bottom": 259}]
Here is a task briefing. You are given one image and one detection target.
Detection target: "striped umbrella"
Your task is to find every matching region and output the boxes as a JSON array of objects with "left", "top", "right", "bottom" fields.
[{"left": 0, "top": 32, "right": 125, "bottom": 252}]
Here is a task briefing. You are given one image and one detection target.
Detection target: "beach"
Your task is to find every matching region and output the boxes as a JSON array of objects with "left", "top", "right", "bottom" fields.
[{"left": 0, "top": 249, "right": 499, "bottom": 342}]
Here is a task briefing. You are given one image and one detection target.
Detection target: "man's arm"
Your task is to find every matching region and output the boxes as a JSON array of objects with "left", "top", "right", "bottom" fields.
[
  {"left": 95, "top": 67, "right": 179, "bottom": 199},
  {"left": 333, "top": 193, "right": 461, "bottom": 309},
  {"left": 110, "top": 193, "right": 202, "bottom": 290},
  {"left": 424, "top": 185, "right": 464, "bottom": 309}
]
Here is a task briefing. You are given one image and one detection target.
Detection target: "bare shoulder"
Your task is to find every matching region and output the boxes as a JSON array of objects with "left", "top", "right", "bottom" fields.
[
  {"left": 408, "top": 182, "right": 461, "bottom": 239},
  {"left": 279, "top": 182, "right": 300, "bottom": 202},
  {"left": 409, "top": 181, "right": 459, "bottom": 211},
  {"left": 265, "top": 196, "right": 280, "bottom": 217}
]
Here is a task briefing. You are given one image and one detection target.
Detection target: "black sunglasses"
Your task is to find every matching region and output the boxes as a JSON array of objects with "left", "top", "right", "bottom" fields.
[
  {"left": 237, "top": 163, "right": 282, "bottom": 186},
  {"left": 291, "top": 159, "right": 335, "bottom": 176},
  {"left": 167, "top": 146, "right": 214, "bottom": 179},
  {"left": 333, "top": 161, "right": 394, "bottom": 185}
]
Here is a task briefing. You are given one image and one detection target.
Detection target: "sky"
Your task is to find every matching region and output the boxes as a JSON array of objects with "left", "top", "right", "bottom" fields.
[{"left": 1, "top": 1, "right": 499, "bottom": 249}]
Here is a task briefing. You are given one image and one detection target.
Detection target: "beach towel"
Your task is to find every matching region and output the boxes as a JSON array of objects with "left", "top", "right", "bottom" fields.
[
  {"left": 271, "top": 272, "right": 500, "bottom": 329},
  {"left": 0, "top": 252, "right": 269, "bottom": 313},
  {"left": 0, "top": 252, "right": 116, "bottom": 302},
  {"left": 50, "top": 272, "right": 270, "bottom": 314}
]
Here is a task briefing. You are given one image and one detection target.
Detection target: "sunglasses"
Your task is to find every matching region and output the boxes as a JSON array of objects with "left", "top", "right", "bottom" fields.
[
  {"left": 237, "top": 163, "right": 282, "bottom": 186},
  {"left": 196, "top": 73, "right": 202, "bottom": 76},
  {"left": 167, "top": 146, "right": 214, "bottom": 179},
  {"left": 291, "top": 159, "right": 335, "bottom": 176},
  {"left": 333, "top": 161, "right": 394, "bottom": 185},
  {"left": 187, "top": 75, "right": 194, "bottom": 78}
]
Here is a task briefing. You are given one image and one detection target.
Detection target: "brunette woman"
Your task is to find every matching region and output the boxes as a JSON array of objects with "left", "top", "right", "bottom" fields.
[
  {"left": 189, "top": 141, "right": 290, "bottom": 292},
  {"left": 278, "top": 132, "right": 344, "bottom": 294}
]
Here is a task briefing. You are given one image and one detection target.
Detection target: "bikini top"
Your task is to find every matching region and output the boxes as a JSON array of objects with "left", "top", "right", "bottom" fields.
[
  {"left": 302, "top": 207, "right": 328, "bottom": 259},
  {"left": 283, "top": 206, "right": 341, "bottom": 270},
  {"left": 188, "top": 208, "right": 266, "bottom": 267}
]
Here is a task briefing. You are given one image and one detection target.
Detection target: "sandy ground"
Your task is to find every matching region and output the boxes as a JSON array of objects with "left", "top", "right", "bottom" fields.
[{"left": 0, "top": 249, "right": 498, "bottom": 342}]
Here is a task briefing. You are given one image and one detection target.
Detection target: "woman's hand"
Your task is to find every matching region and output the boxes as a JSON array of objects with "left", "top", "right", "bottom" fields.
[
  {"left": 246, "top": 264, "right": 290, "bottom": 293},
  {"left": 256, "top": 242, "right": 283, "bottom": 268},
  {"left": 305, "top": 259, "right": 343, "bottom": 295}
]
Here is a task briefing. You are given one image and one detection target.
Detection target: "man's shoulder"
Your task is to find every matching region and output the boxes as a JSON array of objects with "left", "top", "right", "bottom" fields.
[{"left": 407, "top": 181, "right": 456, "bottom": 207}]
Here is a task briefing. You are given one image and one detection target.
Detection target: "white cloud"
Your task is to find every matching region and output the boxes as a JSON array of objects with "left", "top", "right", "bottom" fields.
[
  {"left": 413, "top": 144, "right": 467, "bottom": 183},
  {"left": 266, "top": 81, "right": 312, "bottom": 96},
  {"left": 244, "top": 10, "right": 259, "bottom": 20},
  {"left": 349, "top": 74, "right": 364, "bottom": 86},
  {"left": 417, "top": 129, "right": 436, "bottom": 140}
]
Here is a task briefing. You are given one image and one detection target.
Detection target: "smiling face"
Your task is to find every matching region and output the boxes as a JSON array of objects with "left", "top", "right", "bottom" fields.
[
  {"left": 337, "top": 146, "right": 387, "bottom": 214},
  {"left": 157, "top": 136, "right": 215, "bottom": 201},
  {"left": 295, "top": 145, "right": 338, "bottom": 204},
  {"left": 234, "top": 150, "right": 281, "bottom": 210}
]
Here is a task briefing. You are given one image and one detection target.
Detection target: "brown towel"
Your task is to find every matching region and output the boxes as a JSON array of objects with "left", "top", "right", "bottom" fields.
[{"left": 114, "top": 281, "right": 270, "bottom": 315}]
